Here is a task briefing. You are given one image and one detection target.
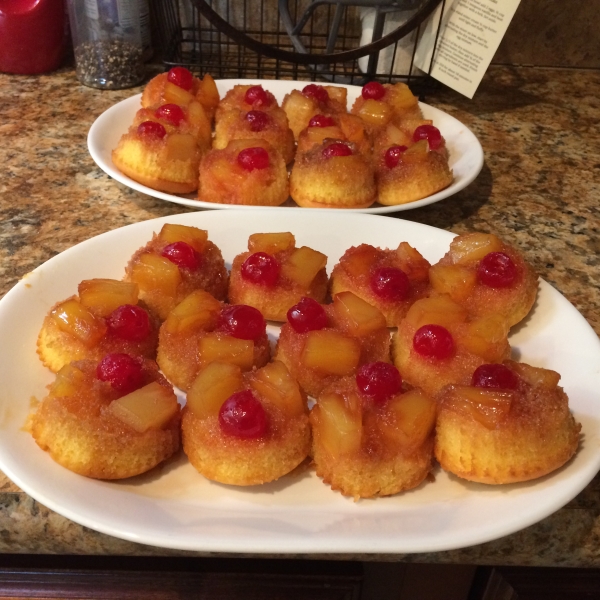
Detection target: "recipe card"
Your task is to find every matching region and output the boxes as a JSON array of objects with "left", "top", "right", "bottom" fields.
[{"left": 414, "top": 0, "right": 522, "bottom": 98}]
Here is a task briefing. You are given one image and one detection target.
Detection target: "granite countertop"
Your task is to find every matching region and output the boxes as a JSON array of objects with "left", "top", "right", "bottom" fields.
[{"left": 0, "top": 65, "right": 599, "bottom": 566}]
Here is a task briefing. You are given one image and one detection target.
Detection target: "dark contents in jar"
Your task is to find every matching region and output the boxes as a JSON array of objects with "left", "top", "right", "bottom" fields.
[{"left": 74, "top": 39, "right": 144, "bottom": 89}]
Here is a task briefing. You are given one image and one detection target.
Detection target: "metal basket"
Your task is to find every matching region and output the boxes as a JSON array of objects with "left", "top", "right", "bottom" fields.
[{"left": 150, "top": 0, "right": 444, "bottom": 92}]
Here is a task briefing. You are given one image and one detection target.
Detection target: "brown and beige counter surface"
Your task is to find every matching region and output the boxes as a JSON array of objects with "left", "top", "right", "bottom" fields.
[{"left": 0, "top": 65, "right": 598, "bottom": 566}]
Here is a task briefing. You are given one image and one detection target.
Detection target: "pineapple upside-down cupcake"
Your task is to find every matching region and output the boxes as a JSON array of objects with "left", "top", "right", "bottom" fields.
[
  {"left": 37, "top": 278, "right": 160, "bottom": 373},
  {"left": 429, "top": 232, "right": 539, "bottom": 327},
  {"left": 311, "top": 362, "right": 436, "bottom": 499},
  {"left": 198, "top": 139, "right": 290, "bottom": 206},
  {"left": 275, "top": 293, "right": 391, "bottom": 399},
  {"left": 329, "top": 242, "right": 431, "bottom": 327},
  {"left": 392, "top": 295, "right": 511, "bottom": 397},
  {"left": 435, "top": 360, "right": 581, "bottom": 484},
  {"left": 29, "top": 354, "right": 181, "bottom": 479},
  {"left": 157, "top": 290, "right": 271, "bottom": 392},
  {"left": 228, "top": 232, "right": 328, "bottom": 322},
  {"left": 182, "top": 360, "right": 310, "bottom": 486},
  {"left": 124, "top": 223, "right": 228, "bottom": 321}
]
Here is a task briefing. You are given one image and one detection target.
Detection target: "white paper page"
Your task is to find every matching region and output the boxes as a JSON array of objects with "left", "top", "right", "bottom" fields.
[{"left": 414, "top": 0, "right": 521, "bottom": 98}]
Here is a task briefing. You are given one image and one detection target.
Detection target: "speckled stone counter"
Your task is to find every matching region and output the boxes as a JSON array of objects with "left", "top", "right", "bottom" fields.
[{"left": 1, "top": 65, "right": 599, "bottom": 566}]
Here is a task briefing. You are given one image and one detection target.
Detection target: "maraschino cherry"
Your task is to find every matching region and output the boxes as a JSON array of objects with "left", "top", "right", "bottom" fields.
[
  {"left": 362, "top": 81, "right": 385, "bottom": 100},
  {"left": 356, "top": 362, "right": 402, "bottom": 404},
  {"left": 472, "top": 364, "right": 520, "bottom": 389},
  {"left": 245, "top": 85, "right": 271, "bottom": 108},
  {"left": 217, "top": 305, "right": 266, "bottom": 340},
  {"left": 370, "top": 267, "right": 410, "bottom": 301},
  {"left": 106, "top": 305, "right": 151, "bottom": 342},
  {"left": 162, "top": 241, "right": 202, "bottom": 270},
  {"left": 241, "top": 252, "right": 280, "bottom": 286},
  {"left": 413, "top": 124, "right": 442, "bottom": 150},
  {"left": 309, "top": 114, "right": 335, "bottom": 128},
  {"left": 245, "top": 110, "right": 269, "bottom": 132},
  {"left": 155, "top": 103, "right": 186, "bottom": 127},
  {"left": 237, "top": 147, "right": 270, "bottom": 171},
  {"left": 219, "top": 390, "right": 268, "bottom": 438},
  {"left": 413, "top": 324, "right": 455, "bottom": 359},
  {"left": 96, "top": 353, "right": 144, "bottom": 394},
  {"left": 287, "top": 297, "right": 328, "bottom": 333},
  {"left": 384, "top": 145, "right": 407, "bottom": 168},
  {"left": 167, "top": 66, "right": 194, "bottom": 91},
  {"left": 322, "top": 142, "right": 352, "bottom": 159},
  {"left": 302, "top": 84, "right": 329, "bottom": 103},
  {"left": 137, "top": 121, "right": 166, "bottom": 139},
  {"left": 477, "top": 252, "right": 518, "bottom": 288}
]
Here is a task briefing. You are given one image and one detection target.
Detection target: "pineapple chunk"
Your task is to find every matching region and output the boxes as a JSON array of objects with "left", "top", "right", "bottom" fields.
[
  {"left": 186, "top": 362, "right": 243, "bottom": 419},
  {"left": 187, "top": 101, "right": 212, "bottom": 149},
  {"left": 508, "top": 361, "right": 560, "bottom": 389},
  {"left": 249, "top": 360, "right": 305, "bottom": 417},
  {"left": 131, "top": 253, "right": 182, "bottom": 297},
  {"left": 450, "top": 233, "right": 503, "bottom": 265},
  {"left": 429, "top": 264, "right": 477, "bottom": 302},
  {"left": 325, "top": 85, "right": 347, "bottom": 106},
  {"left": 198, "top": 333, "right": 255, "bottom": 370},
  {"left": 462, "top": 316, "right": 510, "bottom": 359},
  {"left": 405, "top": 296, "right": 467, "bottom": 329},
  {"left": 446, "top": 386, "right": 513, "bottom": 429},
  {"left": 109, "top": 381, "right": 178, "bottom": 433},
  {"left": 163, "top": 80, "right": 194, "bottom": 106},
  {"left": 78, "top": 279, "right": 139, "bottom": 317},
  {"left": 166, "top": 133, "right": 197, "bottom": 161},
  {"left": 248, "top": 232, "right": 295, "bottom": 255},
  {"left": 280, "top": 246, "right": 327, "bottom": 289},
  {"left": 401, "top": 140, "right": 429, "bottom": 164},
  {"left": 196, "top": 73, "right": 220, "bottom": 117},
  {"left": 332, "top": 291, "right": 386, "bottom": 336},
  {"left": 316, "top": 391, "right": 362, "bottom": 458},
  {"left": 49, "top": 364, "right": 85, "bottom": 397},
  {"left": 159, "top": 223, "right": 208, "bottom": 254},
  {"left": 357, "top": 99, "right": 392, "bottom": 127},
  {"left": 388, "top": 83, "right": 419, "bottom": 111},
  {"left": 380, "top": 389, "right": 436, "bottom": 449},
  {"left": 342, "top": 245, "right": 379, "bottom": 279},
  {"left": 301, "top": 330, "right": 360, "bottom": 375},
  {"left": 163, "top": 290, "right": 221, "bottom": 334},
  {"left": 396, "top": 242, "right": 430, "bottom": 282},
  {"left": 51, "top": 299, "right": 107, "bottom": 347},
  {"left": 381, "top": 123, "right": 412, "bottom": 147}
]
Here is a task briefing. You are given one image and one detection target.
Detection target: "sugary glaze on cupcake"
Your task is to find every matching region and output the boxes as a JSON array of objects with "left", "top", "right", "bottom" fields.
[
  {"left": 157, "top": 291, "right": 271, "bottom": 392},
  {"left": 228, "top": 232, "right": 328, "bottom": 321},
  {"left": 435, "top": 360, "right": 581, "bottom": 484},
  {"left": 429, "top": 233, "right": 539, "bottom": 327},
  {"left": 329, "top": 242, "right": 431, "bottom": 327},
  {"left": 198, "top": 139, "right": 290, "bottom": 206},
  {"left": 374, "top": 130, "right": 453, "bottom": 206},
  {"left": 310, "top": 362, "right": 436, "bottom": 499},
  {"left": 182, "top": 360, "right": 310, "bottom": 486},
  {"left": 124, "top": 223, "right": 228, "bottom": 321},
  {"left": 296, "top": 113, "right": 370, "bottom": 157},
  {"left": 29, "top": 355, "right": 181, "bottom": 479},
  {"left": 215, "top": 84, "right": 280, "bottom": 118},
  {"left": 275, "top": 293, "right": 391, "bottom": 398},
  {"left": 37, "top": 278, "right": 160, "bottom": 373},
  {"left": 141, "top": 67, "right": 220, "bottom": 122},
  {"left": 213, "top": 107, "right": 295, "bottom": 164},
  {"left": 289, "top": 139, "right": 376, "bottom": 209},
  {"left": 112, "top": 105, "right": 204, "bottom": 194},
  {"left": 351, "top": 81, "right": 423, "bottom": 138},
  {"left": 282, "top": 84, "right": 348, "bottom": 139},
  {"left": 392, "top": 295, "right": 511, "bottom": 397}
]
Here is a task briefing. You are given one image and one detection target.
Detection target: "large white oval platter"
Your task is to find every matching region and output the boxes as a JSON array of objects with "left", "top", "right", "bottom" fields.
[
  {"left": 0, "top": 211, "right": 598, "bottom": 554},
  {"left": 88, "top": 79, "right": 484, "bottom": 214}
]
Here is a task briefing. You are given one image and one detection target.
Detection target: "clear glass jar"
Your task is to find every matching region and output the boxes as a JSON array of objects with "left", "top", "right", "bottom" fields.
[{"left": 67, "top": 0, "right": 146, "bottom": 89}]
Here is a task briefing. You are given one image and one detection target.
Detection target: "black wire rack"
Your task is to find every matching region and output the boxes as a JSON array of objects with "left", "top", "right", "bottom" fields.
[{"left": 150, "top": 0, "right": 444, "bottom": 93}]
